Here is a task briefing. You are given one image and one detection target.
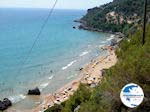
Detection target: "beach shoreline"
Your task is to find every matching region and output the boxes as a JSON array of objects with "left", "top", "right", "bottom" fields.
[{"left": 32, "top": 45, "right": 117, "bottom": 112}]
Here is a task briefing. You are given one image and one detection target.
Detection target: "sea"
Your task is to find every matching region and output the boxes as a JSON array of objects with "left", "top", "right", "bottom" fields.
[{"left": 0, "top": 8, "right": 114, "bottom": 111}]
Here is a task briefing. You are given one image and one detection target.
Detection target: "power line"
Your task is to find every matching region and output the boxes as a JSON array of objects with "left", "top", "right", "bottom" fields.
[{"left": 18, "top": 0, "right": 58, "bottom": 74}]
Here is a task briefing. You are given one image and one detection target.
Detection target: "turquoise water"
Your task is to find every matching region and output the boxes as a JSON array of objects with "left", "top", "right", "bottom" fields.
[{"left": 0, "top": 8, "right": 113, "bottom": 110}]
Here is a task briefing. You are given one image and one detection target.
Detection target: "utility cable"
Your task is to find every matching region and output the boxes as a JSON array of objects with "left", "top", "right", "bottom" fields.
[{"left": 18, "top": 0, "right": 58, "bottom": 74}]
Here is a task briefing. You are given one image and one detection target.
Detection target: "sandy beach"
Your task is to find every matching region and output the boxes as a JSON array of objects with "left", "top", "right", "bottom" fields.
[{"left": 33, "top": 46, "right": 117, "bottom": 112}]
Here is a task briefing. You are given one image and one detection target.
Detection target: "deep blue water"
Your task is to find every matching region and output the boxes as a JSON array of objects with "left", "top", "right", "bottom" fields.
[{"left": 0, "top": 8, "right": 113, "bottom": 109}]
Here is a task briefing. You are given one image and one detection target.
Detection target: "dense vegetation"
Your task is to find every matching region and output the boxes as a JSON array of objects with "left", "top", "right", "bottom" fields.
[
  {"left": 45, "top": 0, "right": 150, "bottom": 112},
  {"left": 80, "top": 0, "right": 150, "bottom": 33},
  {"left": 45, "top": 24, "right": 150, "bottom": 112}
]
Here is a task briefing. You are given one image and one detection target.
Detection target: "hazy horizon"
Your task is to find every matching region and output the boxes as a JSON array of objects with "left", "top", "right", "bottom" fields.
[{"left": 0, "top": 0, "right": 113, "bottom": 10}]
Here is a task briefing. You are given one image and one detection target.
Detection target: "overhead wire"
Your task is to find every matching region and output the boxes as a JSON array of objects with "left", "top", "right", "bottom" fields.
[{"left": 18, "top": 0, "right": 58, "bottom": 74}]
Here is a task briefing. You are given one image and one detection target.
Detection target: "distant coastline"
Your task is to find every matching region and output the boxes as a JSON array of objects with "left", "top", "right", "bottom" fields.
[{"left": 74, "top": 19, "right": 125, "bottom": 39}]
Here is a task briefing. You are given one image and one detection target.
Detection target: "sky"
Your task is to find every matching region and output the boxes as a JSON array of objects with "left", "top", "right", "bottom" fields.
[{"left": 0, "top": 0, "right": 113, "bottom": 9}]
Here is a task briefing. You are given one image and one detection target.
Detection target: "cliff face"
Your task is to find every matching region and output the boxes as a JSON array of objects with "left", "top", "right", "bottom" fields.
[{"left": 80, "top": 0, "right": 150, "bottom": 33}]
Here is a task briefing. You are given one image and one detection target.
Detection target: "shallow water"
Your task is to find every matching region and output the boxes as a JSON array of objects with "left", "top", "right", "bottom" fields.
[{"left": 0, "top": 8, "right": 114, "bottom": 110}]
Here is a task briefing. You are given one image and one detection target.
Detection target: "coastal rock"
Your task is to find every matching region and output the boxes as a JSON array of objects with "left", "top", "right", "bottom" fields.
[
  {"left": 110, "top": 39, "right": 118, "bottom": 46},
  {"left": 115, "top": 32, "right": 125, "bottom": 38},
  {"left": 74, "top": 19, "right": 86, "bottom": 24},
  {"left": 3, "top": 98, "right": 12, "bottom": 107},
  {"left": 0, "top": 98, "right": 12, "bottom": 111},
  {"left": 0, "top": 101, "right": 6, "bottom": 111},
  {"left": 78, "top": 24, "right": 103, "bottom": 32},
  {"left": 78, "top": 24, "right": 86, "bottom": 29},
  {"left": 28, "top": 87, "right": 41, "bottom": 95}
]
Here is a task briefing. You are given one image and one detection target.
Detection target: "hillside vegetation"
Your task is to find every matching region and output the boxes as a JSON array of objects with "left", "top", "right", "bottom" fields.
[
  {"left": 80, "top": 0, "right": 150, "bottom": 33},
  {"left": 45, "top": 0, "right": 150, "bottom": 112},
  {"left": 45, "top": 24, "right": 150, "bottom": 112}
]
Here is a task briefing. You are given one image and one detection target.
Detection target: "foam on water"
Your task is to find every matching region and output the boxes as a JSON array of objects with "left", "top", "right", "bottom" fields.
[
  {"left": 101, "top": 35, "right": 115, "bottom": 44},
  {"left": 110, "top": 34, "right": 115, "bottom": 38},
  {"left": 67, "top": 75, "right": 74, "bottom": 79},
  {"left": 62, "top": 60, "right": 77, "bottom": 70},
  {"left": 101, "top": 41, "right": 107, "bottom": 44},
  {"left": 99, "top": 45, "right": 105, "bottom": 48},
  {"left": 48, "top": 75, "right": 54, "bottom": 80},
  {"left": 74, "top": 74, "right": 78, "bottom": 76},
  {"left": 0, "top": 9, "right": 111, "bottom": 110},
  {"left": 79, "top": 51, "right": 89, "bottom": 57},
  {"left": 9, "top": 94, "right": 26, "bottom": 103},
  {"left": 88, "top": 45, "right": 91, "bottom": 47},
  {"left": 39, "top": 82, "right": 49, "bottom": 91},
  {"left": 106, "top": 34, "right": 115, "bottom": 41}
]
